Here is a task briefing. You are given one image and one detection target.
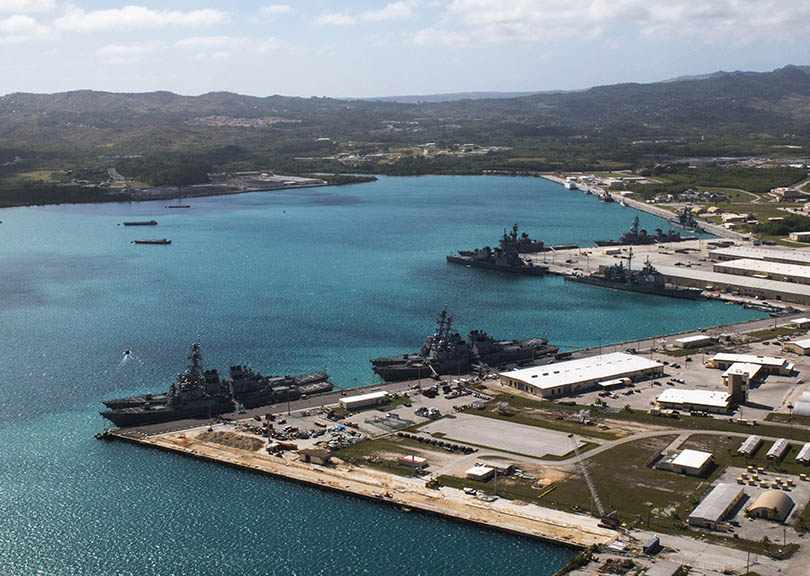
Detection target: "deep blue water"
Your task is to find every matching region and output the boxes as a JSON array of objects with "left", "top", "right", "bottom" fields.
[{"left": 0, "top": 175, "right": 761, "bottom": 575}]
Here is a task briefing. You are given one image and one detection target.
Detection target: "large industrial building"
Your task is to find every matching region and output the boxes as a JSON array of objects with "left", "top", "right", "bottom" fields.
[
  {"left": 656, "top": 389, "right": 731, "bottom": 413},
  {"left": 499, "top": 352, "right": 663, "bottom": 398},
  {"left": 713, "top": 259, "right": 810, "bottom": 285},
  {"left": 688, "top": 483, "right": 746, "bottom": 529},
  {"left": 655, "top": 265, "right": 810, "bottom": 305},
  {"left": 709, "top": 246, "right": 810, "bottom": 267},
  {"left": 708, "top": 353, "right": 794, "bottom": 375}
]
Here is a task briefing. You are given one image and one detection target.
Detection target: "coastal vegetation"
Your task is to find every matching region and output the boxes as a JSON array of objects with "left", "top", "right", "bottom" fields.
[{"left": 627, "top": 165, "right": 807, "bottom": 200}]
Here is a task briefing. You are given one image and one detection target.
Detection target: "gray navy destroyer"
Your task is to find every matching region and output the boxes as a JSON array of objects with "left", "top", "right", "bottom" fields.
[
  {"left": 669, "top": 206, "right": 705, "bottom": 232},
  {"left": 371, "top": 309, "right": 558, "bottom": 381},
  {"left": 446, "top": 224, "right": 549, "bottom": 275},
  {"left": 101, "top": 343, "right": 332, "bottom": 427},
  {"left": 566, "top": 249, "right": 704, "bottom": 300},
  {"left": 594, "top": 216, "right": 691, "bottom": 246}
]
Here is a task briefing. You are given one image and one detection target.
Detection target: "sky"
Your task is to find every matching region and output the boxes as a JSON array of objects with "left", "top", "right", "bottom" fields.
[{"left": 0, "top": 0, "right": 808, "bottom": 97}]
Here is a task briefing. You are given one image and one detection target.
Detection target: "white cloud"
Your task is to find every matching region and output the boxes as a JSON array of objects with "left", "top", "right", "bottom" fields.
[
  {"left": 361, "top": 1, "right": 419, "bottom": 22},
  {"left": 260, "top": 4, "right": 293, "bottom": 17},
  {"left": 98, "top": 42, "right": 161, "bottom": 62},
  {"left": 176, "top": 35, "right": 281, "bottom": 59},
  {"left": 0, "top": 14, "right": 49, "bottom": 43},
  {"left": 315, "top": 1, "right": 420, "bottom": 27},
  {"left": 411, "top": 0, "right": 810, "bottom": 46},
  {"left": 314, "top": 11, "right": 356, "bottom": 27},
  {"left": 54, "top": 5, "right": 229, "bottom": 33},
  {"left": 0, "top": 0, "right": 53, "bottom": 12}
]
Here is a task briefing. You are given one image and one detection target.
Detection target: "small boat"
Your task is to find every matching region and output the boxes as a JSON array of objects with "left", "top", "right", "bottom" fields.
[
  {"left": 132, "top": 239, "right": 172, "bottom": 245},
  {"left": 166, "top": 205, "right": 191, "bottom": 209},
  {"left": 122, "top": 220, "right": 157, "bottom": 226}
]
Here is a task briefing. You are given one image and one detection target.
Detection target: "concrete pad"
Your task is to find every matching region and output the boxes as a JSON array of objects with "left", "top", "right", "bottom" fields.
[{"left": 419, "top": 413, "right": 585, "bottom": 458}]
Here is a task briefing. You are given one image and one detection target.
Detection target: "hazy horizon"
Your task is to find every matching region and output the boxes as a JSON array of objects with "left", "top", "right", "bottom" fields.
[{"left": 1, "top": 1, "right": 809, "bottom": 98}]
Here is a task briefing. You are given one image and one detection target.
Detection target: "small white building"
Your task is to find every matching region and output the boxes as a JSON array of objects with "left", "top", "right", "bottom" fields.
[
  {"left": 737, "top": 435, "right": 762, "bottom": 456},
  {"left": 708, "top": 353, "right": 793, "bottom": 375},
  {"left": 500, "top": 352, "right": 663, "bottom": 398},
  {"left": 790, "top": 231, "right": 810, "bottom": 243},
  {"left": 658, "top": 449, "right": 714, "bottom": 476},
  {"left": 656, "top": 389, "right": 731, "bottom": 413},
  {"left": 688, "top": 483, "right": 746, "bottom": 530},
  {"left": 483, "top": 461, "right": 516, "bottom": 475},
  {"left": 767, "top": 438, "right": 790, "bottom": 461},
  {"left": 795, "top": 442, "right": 810, "bottom": 464},
  {"left": 791, "top": 317, "right": 810, "bottom": 329},
  {"left": 466, "top": 465, "right": 495, "bottom": 482},
  {"left": 397, "top": 455, "right": 428, "bottom": 469},
  {"left": 674, "top": 335, "right": 716, "bottom": 349},
  {"left": 339, "top": 390, "right": 390, "bottom": 411},
  {"left": 783, "top": 338, "right": 810, "bottom": 356}
]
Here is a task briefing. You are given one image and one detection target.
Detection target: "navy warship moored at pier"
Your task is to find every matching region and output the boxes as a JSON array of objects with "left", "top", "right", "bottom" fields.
[
  {"left": 594, "top": 216, "right": 690, "bottom": 246},
  {"left": 371, "top": 310, "right": 558, "bottom": 381},
  {"left": 566, "top": 249, "right": 704, "bottom": 300},
  {"left": 669, "top": 206, "right": 705, "bottom": 232},
  {"left": 101, "top": 343, "right": 332, "bottom": 427},
  {"left": 446, "top": 224, "right": 549, "bottom": 275}
]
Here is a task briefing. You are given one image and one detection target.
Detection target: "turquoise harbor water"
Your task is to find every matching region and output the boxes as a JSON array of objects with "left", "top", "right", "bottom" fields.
[{"left": 0, "top": 176, "right": 761, "bottom": 575}]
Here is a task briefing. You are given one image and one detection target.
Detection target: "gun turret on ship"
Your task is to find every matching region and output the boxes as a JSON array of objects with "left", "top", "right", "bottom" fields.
[
  {"left": 446, "top": 224, "right": 549, "bottom": 275},
  {"left": 566, "top": 248, "right": 704, "bottom": 300},
  {"left": 101, "top": 343, "right": 333, "bottom": 427},
  {"left": 595, "top": 216, "right": 690, "bottom": 246},
  {"left": 371, "top": 309, "right": 558, "bottom": 382}
]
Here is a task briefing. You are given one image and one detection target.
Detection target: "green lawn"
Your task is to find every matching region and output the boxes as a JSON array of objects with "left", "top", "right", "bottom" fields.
[
  {"left": 332, "top": 436, "right": 438, "bottom": 478},
  {"left": 766, "top": 413, "right": 810, "bottom": 427},
  {"left": 485, "top": 393, "right": 810, "bottom": 442}
]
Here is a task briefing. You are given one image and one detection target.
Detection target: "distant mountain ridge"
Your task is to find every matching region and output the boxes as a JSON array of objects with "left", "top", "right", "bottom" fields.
[
  {"left": 359, "top": 90, "right": 577, "bottom": 103},
  {"left": 1, "top": 65, "right": 810, "bottom": 180}
]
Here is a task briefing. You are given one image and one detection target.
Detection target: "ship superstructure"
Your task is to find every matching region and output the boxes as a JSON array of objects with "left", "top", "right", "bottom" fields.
[
  {"left": 371, "top": 310, "right": 558, "bottom": 381},
  {"left": 101, "top": 343, "right": 332, "bottom": 427}
]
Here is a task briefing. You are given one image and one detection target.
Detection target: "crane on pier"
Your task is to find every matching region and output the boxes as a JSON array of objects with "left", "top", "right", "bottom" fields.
[{"left": 568, "top": 434, "right": 619, "bottom": 529}]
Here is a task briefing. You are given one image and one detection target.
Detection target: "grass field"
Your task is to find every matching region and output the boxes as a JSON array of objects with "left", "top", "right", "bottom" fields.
[
  {"left": 485, "top": 392, "right": 810, "bottom": 442},
  {"left": 332, "top": 435, "right": 439, "bottom": 478},
  {"left": 766, "top": 413, "right": 810, "bottom": 426}
]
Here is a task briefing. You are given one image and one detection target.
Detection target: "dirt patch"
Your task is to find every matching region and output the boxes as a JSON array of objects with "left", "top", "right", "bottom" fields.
[{"left": 196, "top": 430, "right": 264, "bottom": 452}]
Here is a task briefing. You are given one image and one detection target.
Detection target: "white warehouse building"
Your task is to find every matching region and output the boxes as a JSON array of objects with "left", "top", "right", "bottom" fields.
[
  {"left": 339, "top": 390, "right": 390, "bottom": 410},
  {"left": 708, "top": 353, "right": 794, "bottom": 375},
  {"left": 499, "top": 352, "right": 663, "bottom": 398},
  {"left": 656, "top": 389, "right": 731, "bottom": 413}
]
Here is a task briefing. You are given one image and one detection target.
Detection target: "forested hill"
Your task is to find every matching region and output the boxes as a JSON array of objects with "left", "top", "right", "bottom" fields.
[
  {"left": 3, "top": 65, "right": 810, "bottom": 132},
  {"left": 1, "top": 65, "right": 810, "bottom": 190}
]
